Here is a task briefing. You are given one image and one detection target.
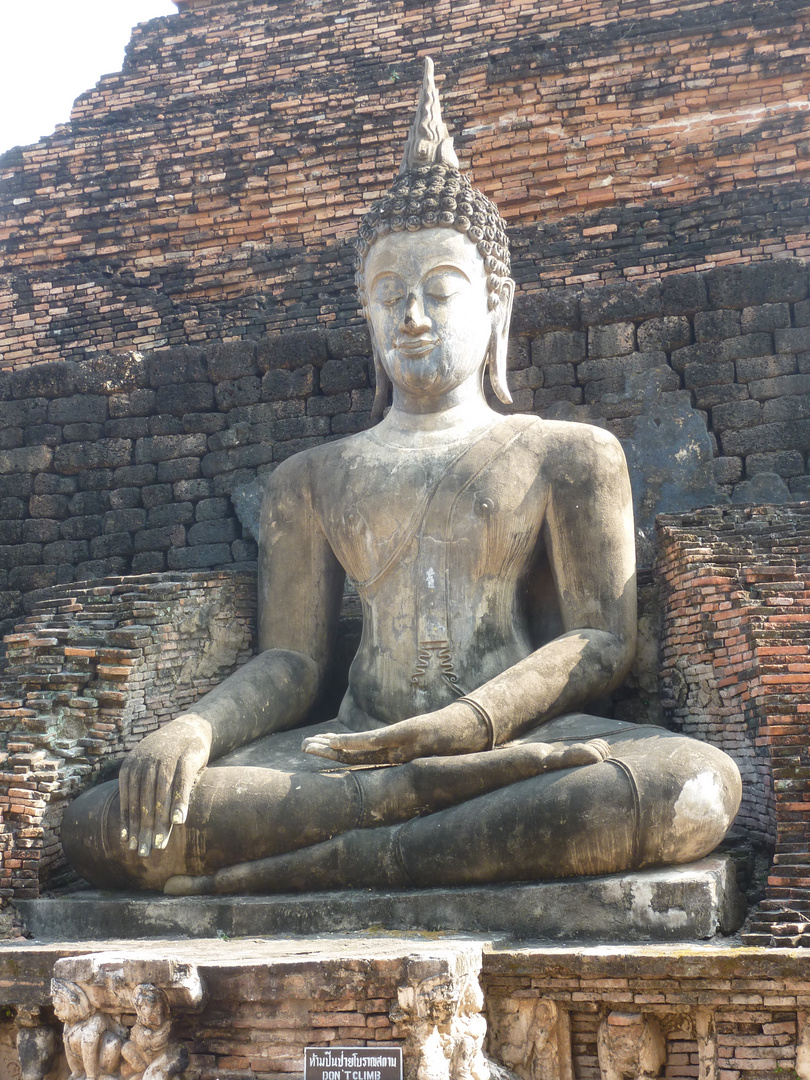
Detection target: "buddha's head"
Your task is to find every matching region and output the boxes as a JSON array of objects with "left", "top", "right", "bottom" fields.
[{"left": 355, "top": 60, "right": 514, "bottom": 418}]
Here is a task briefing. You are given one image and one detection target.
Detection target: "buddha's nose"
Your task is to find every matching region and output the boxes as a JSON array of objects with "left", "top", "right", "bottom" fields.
[{"left": 402, "top": 293, "right": 430, "bottom": 334}]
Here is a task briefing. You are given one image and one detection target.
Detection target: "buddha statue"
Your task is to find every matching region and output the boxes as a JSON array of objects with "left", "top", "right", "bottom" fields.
[{"left": 63, "top": 60, "right": 741, "bottom": 896}]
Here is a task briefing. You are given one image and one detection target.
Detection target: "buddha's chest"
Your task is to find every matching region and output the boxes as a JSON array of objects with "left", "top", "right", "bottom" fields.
[{"left": 319, "top": 441, "right": 547, "bottom": 590}]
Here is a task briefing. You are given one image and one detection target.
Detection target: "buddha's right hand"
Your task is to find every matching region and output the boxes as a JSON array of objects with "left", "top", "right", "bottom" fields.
[{"left": 118, "top": 713, "right": 212, "bottom": 858}]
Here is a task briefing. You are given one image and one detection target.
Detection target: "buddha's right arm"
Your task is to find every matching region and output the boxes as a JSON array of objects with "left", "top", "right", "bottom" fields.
[{"left": 119, "top": 454, "right": 344, "bottom": 858}]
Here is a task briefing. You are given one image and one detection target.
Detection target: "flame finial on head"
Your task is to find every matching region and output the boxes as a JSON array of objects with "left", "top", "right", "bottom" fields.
[{"left": 399, "top": 57, "right": 460, "bottom": 173}]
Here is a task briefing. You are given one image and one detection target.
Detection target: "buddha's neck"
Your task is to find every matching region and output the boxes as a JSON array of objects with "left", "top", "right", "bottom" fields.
[{"left": 374, "top": 397, "right": 498, "bottom": 448}]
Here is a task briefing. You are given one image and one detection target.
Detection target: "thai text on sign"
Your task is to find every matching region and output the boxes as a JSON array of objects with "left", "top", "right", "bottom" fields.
[{"left": 304, "top": 1046, "right": 403, "bottom": 1080}]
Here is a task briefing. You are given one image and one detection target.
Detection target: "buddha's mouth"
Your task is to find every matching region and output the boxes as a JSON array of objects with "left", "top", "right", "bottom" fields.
[{"left": 393, "top": 338, "right": 438, "bottom": 358}]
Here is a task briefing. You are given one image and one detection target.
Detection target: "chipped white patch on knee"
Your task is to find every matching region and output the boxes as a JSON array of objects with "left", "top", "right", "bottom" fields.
[{"left": 673, "top": 771, "right": 724, "bottom": 829}]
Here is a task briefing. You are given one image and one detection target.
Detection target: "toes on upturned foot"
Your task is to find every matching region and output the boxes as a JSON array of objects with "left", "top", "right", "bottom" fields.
[{"left": 164, "top": 874, "right": 214, "bottom": 896}]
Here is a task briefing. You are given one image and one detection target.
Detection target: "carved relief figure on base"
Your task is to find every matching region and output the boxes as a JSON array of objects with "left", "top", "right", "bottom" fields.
[
  {"left": 597, "top": 1012, "right": 666, "bottom": 1080},
  {"left": 51, "top": 981, "right": 124, "bottom": 1080},
  {"left": 120, "top": 985, "right": 188, "bottom": 1080},
  {"left": 63, "top": 58, "right": 741, "bottom": 896}
]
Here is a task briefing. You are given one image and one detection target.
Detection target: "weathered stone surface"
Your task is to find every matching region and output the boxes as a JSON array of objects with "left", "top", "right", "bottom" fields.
[
  {"left": 731, "top": 472, "right": 791, "bottom": 504},
  {"left": 694, "top": 309, "right": 740, "bottom": 342},
  {"left": 147, "top": 503, "right": 194, "bottom": 529},
  {"left": 187, "top": 519, "right": 240, "bottom": 546},
  {"left": 10, "top": 363, "right": 78, "bottom": 400},
  {"left": 736, "top": 354, "right": 796, "bottom": 381},
  {"left": 47, "top": 396, "right": 108, "bottom": 425},
  {"left": 156, "top": 458, "right": 201, "bottom": 483},
  {"left": 135, "top": 434, "right": 208, "bottom": 464},
  {"left": 711, "top": 400, "right": 762, "bottom": 432},
  {"left": 206, "top": 342, "right": 259, "bottom": 382},
  {"left": 587, "top": 323, "right": 635, "bottom": 359},
  {"left": 147, "top": 348, "right": 208, "bottom": 387},
  {"left": 325, "top": 326, "right": 372, "bottom": 359},
  {"left": 261, "top": 365, "right": 317, "bottom": 401},
  {"left": 61, "top": 516, "right": 103, "bottom": 541},
  {"left": 29, "top": 494, "right": 69, "bottom": 520},
  {"left": 747, "top": 450, "right": 805, "bottom": 477},
  {"left": 741, "top": 302, "right": 791, "bottom": 332},
  {"left": 257, "top": 330, "right": 328, "bottom": 372},
  {"left": 167, "top": 543, "right": 232, "bottom": 569},
  {"left": 319, "top": 357, "right": 368, "bottom": 394},
  {"left": 200, "top": 444, "right": 274, "bottom": 477},
  {"left": 636, "top": 316, "right": 691, "bottom": 353},
  {"left": 0, "top": 445, "right": 52, "bottom": 474},
  {"left": 717, "top": 332, "right": 773, "bottom": 361},
  {"left": 215, "top": 377, "right": 262, "bottom": 411},
  {"left": 108, "top": 389, "right": 157, "bottom": 419},
  {"left": 721, "top": 420, "right": 810, "bottom": 456},
  {"left": 54, "top": 440, "right": 131, "bottom": 474},
  {"left": 141, "top": 484, "right": 173, "bottom": 510},
  {"left": 580, "top": 280, "right": 662, "bottom": 326},
  {"left": 230, "top": 477, "right": 264, "bottom": 541},
  {"left": 705, "top": 259, "right": 808, "bottom": 307},
  {"left": 16, "top": 858, "right": 742, "bottom": 942},
  {"left": 155, "top": 383, "right": 215, "bottom": 416},
  {"left": 104, "top": 509, "right": 148, "bottom": 534},
  {"left": 620, "top": 387, "right": 727, "bottom": 565}
]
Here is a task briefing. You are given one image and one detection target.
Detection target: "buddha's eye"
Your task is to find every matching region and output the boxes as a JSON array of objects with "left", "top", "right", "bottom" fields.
[
  {"left": 372, "top": 277, "right": 406, "bottom": 306},
  {"left": 423, "top": 269, "right": 469, "bottom": 301}
]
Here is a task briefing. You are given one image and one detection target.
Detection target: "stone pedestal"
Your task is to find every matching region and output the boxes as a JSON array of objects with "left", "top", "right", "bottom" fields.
[{"left": 17, "top": 857, "right": 743, "bottom": 944}]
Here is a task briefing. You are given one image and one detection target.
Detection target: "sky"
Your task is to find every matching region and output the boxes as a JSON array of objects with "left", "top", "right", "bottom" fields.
[{"left": 0, "top": 0, "right": 178, "bottom": 155}]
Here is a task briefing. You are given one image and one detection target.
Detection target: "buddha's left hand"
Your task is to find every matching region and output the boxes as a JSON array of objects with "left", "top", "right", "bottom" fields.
[{"left": 302, "top": 702, "right": 486, "bottom": 764}]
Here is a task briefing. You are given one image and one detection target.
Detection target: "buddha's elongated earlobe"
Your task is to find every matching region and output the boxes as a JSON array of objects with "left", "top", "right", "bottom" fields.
[
  {"left": 369, "top": 324, "right": 391, "bottom": 421},
  {"left": 487, "top": 278, "right": 515, "bottom": 405}
]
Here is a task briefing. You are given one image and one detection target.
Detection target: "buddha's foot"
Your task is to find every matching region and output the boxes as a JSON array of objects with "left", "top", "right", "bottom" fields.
[
  {"left": 550, "top": 738, "right": 611, "bottom": 768},
  {"left": 164, "top": 873, "right": 216, "bottom": 896}
]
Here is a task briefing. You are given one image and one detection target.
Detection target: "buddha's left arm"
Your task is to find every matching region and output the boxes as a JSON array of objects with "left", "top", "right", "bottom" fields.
[
  {"left": 455, "top": 424, "right": 637, "bottom": 744},
  {"left": 304, "top": 425, "right": 637, "bottom": 764}
]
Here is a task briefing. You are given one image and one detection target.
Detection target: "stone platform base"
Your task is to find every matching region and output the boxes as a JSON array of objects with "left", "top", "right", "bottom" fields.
[
  {"left": 1, "top": 934, "right": 809, "bottom": 1080},
  {"left": 18, "top": 856, "right": 743, "bottom": 943}
]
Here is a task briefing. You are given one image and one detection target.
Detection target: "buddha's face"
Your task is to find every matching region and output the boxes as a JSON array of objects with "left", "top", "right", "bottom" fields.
[{"left": 363, "top": 228, "right": 495, "bottom": 404}]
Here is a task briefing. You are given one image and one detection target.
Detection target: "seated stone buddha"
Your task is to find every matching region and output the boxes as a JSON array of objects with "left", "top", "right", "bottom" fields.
[{"left": 63, "top": 60, "right": 741, "bottom": 895}]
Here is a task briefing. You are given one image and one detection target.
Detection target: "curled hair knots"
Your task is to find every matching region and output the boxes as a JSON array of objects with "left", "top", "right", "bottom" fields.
[{"left": 354, "top": 164, "right": 511, "bottom": 296}]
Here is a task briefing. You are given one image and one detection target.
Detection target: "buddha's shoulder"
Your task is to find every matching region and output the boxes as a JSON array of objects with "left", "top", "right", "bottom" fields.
[
  {"left": 261, "top": 434, "right": 370, "bottom": 493},
  {"left": 506, "top": 412, "right": 623, "bottom": 453},
  {"left": 506, "top": 414, "right": 627, "bottom": 488}
]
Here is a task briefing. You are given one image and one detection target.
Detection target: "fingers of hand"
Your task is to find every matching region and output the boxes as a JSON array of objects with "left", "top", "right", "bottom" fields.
[
  {"left": 170, "top": 752, "right": 201, "bottom": 828},
  {"left": 302, "top": 734, "right": 343, "bottom": 761},
  {"left": 125, "top": 760, "right": 146, "bottom": 852},
  {"left": 118, "top": 762, "right": 131, "bottom": 845},
  {"left": 152, "top": 766, "right": 175, "bottom": 851},
  {"left": 302, "top": 732, "right": 381, "bottom": 763},
  {"left": 136, "top": 762, "right": 158, "bottom": 858}
]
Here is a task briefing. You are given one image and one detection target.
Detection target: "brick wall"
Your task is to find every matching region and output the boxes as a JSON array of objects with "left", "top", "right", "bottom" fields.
[
  {"left": 0, "top": 260, "right": 808, "bottom": 640},
  {"left": 3, "top": 941, "right": 810, "bottom": 1080},
  {"left": 484, "top": 947, "right": 810, "bottom": 1080},
  {"left": 2, "top": 0, "right": 810, "bottom": 365},
  {"left": 0, "top": 573, "right": 255, "bottom": 897},
  {"left": 657, "top": 504, "right": 810, "bottom": 946}
]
